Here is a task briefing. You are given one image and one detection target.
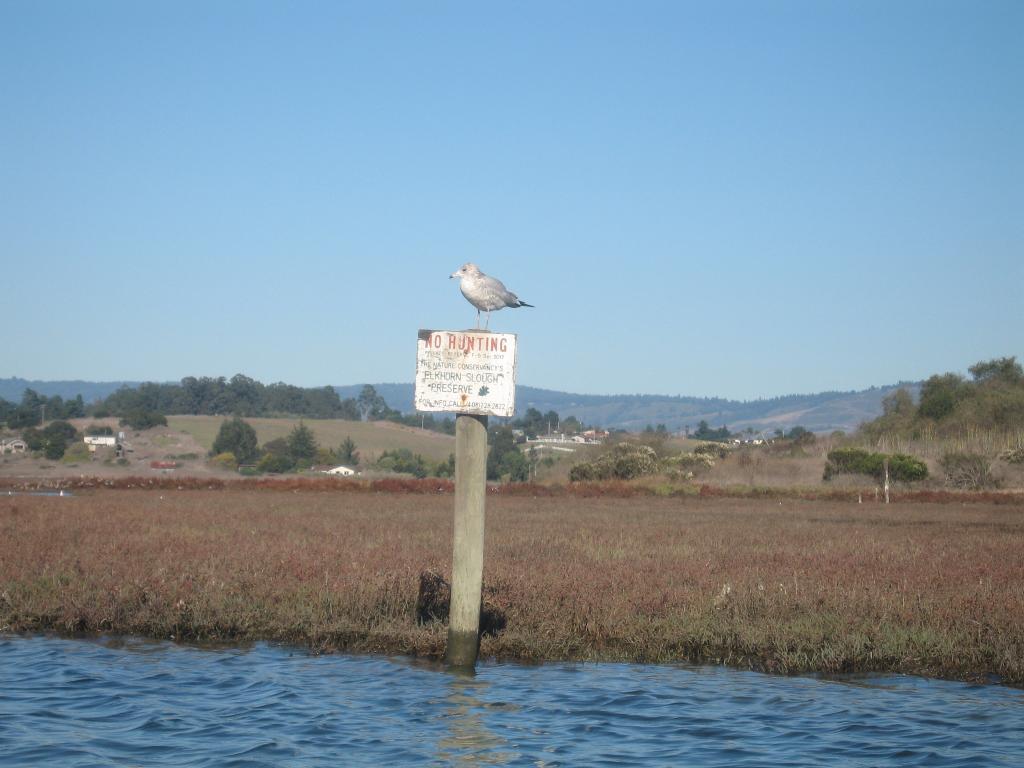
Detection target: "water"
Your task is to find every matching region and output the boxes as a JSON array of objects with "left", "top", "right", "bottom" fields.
[{"left": 1, "top": 635, "right": 1022, "bottom": 767}]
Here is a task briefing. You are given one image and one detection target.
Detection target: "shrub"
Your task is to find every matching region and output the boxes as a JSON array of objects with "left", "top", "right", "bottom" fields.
[
  {"left": 43, "top": 440, "right": 66, "bottom": 460},
  {"left": 662, "top": 452, "right": 715, "bottom": 481},
  {"left": 120, "top": 411, "right": 167, "bottom": 430},
  {"left": 998, "top": 447, "right": 1024, "bottom": 464},
  {"left": 85, "top": 424, "right": 114, "bottom": 436},
  {"left": 569, "top": 443, "right": 658, "bottom": 481},
  {"left": 257, "top": 453, "right": 295, "bottom": 474},
  {"left": 377, "top": 448, "right": 432, "bottom": 479},
  {"left": 61, "top": 443, "right": 92, "bottom": 463},
  {"left": 211, "top": 451, "right": 239, "bottom": 471},
  {"left": 42, "top": 420, "right": 77, "bottom": 442},
  {"left": 694, "top": 442, "right": 730, "bottom": 459},
  {"left": 824, "top": 448, "right": 927, "bottom": 483},
  {"left": 887, "top": 453, "right": 930, "bottom": 482},
  {"left": 940, "top": 452, "right": 996, "bottom": 490},
  {"left": 21, "top": 428, "right": 44, "bottom": 452},
  {"left": 24, "top": 421, "right": 77, "bottom": 460}
]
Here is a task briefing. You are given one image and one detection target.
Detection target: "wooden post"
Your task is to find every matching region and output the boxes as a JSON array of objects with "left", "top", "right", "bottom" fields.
[
  {"left": 883, "top": 459, "right": 890, "bottom": 504},
  {"left": 445, "top": 412, "right": 488, "bottom": 669}
]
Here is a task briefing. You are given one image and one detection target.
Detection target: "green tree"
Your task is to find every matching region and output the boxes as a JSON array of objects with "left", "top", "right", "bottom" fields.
[
  {"left": 969, "top": 357, "right": 1022, "bottom": 385},
  {"left": 120, "top": 410, "right": 168, "bottom": 430},
  {"left": 338, "top": 436, "right": 359, "bottom": 465},
  {"left": 9, "top": 389, "right": 43, "bottom": 428},
  {"left": 338, "top": 398, "right": 361, "bottom": 421},
  {"left": 0, "top": 397, "right": 15, "bottom": 427},
  {"left": 918, "top": 373, "right": 970, "bottom": 421},
  {"left": 882, "top": 388, "right": 915, "bottom": 418},
  {"left": 358, "top": 385, "right": 389, "bottom": 421},
  {"left": 287, "top": 422, "right": 318, "bottom": 462},
  {"left": 543, "top": 410, "right": 560, "bottom": 434},
  {"left": 785, "top": 426, "right": 814, "bottom": 443},
  {"left": 263, "top": 437, "right": 290, "bottom": 456},
  {"left": 515, "top": 407, "right": 545, "bottom": 438},
  {"left": 487, "top": 426, "right": 527, "bottom": 481},
  {"left": 377, "top": 448, "right": 429, "bottom": 478},
  {"left": 258, "top": 453, "right": 295, "bottom": 473},
  {"left": 693, "top": 420, "right": 731, "bottom": 441},
  {"left": 227, "top": 374, "right": 263, "bottom": 416},
  {"left": 212, "top": 417, "right": 260, "bottom": 464},
  {"left": 65, "top": 394, "right": 86, "bottom": 418},
  {"left": 27, "top": 420, "right": 77, "bottom": 460},
  {"left": 435, "top": 453, "right": 455, "bottom": 478},
  {"left": 499, "top": 447, "right": 530, "bottom": 481}
]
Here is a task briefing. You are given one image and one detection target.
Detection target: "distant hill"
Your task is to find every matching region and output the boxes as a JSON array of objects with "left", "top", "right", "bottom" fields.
[
  {"left": 2, "top": 376, "right": 918, "bottom": 434},
  {"left": 336, "top": 382, "right": 922, "bottom": 434},
  {"left": 0, "top": 377, "right": 143, "bottom": 404}
]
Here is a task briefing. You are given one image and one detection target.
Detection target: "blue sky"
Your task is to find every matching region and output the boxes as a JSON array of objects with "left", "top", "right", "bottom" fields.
[{"left": 2, "top": 1, "right": 1021, "bottom": 400}]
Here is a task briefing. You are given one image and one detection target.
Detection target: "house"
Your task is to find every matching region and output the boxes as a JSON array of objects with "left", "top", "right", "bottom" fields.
[
  {"left": 323, "top": 465, "right": 356, "bottom": 476},
  {"left": 0, "top": 438, "right": 27, "bottom": 454},
  {"left": 84, "top": 436, "right": 117, "bottom": 452}
]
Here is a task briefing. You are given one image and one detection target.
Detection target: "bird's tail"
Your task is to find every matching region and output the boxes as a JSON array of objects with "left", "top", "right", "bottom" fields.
[{"left": 516, "top": 301, "right": 534, "bottom": 308}]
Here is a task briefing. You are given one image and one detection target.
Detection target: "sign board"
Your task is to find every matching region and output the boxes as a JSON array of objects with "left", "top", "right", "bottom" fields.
[{"left": 415, "top": 329, "right": 517, "bottom": 417}]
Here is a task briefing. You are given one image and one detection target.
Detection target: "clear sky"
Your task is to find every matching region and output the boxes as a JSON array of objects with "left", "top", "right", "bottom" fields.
[{"left": 2, "top": 1, "right": 1021, "bottom": 400}]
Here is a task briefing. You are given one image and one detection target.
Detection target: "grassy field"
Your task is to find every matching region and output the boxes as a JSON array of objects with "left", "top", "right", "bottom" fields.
[
  {"left": 167, "top": 415, "right": 455, "bottom": 464},
  {"left": 1, "top": 488, "right": 1021, "bottom": 684}
]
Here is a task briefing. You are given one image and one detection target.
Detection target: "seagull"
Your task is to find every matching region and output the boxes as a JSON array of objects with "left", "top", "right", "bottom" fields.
[{"left": 449, "top": 263, "right": 533, "bottom": 329}]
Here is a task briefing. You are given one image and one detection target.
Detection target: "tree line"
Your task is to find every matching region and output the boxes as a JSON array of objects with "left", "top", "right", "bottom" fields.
[
  {"left": 98, "top": 375, "right": 360, "bottom": 420},
  {"left": 0, "top": 389, "right": 85, "bottom": 428},
  {"left": 0, "top": 377, "right": 458, "bottom": 435},
  {"left": 861, "top": 356, "right": 1024, "bottom": 439}
]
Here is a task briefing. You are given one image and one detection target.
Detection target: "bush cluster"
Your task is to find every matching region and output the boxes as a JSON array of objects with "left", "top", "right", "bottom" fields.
[
  {"left": 376, "top": 448, "right": 454, "bottom": 479},
  {"left": 823, "top": 448, "right": 928, "bottom": 483},
  {"left": 120, "top": 411, "right": 167, "bottom": 430},
  {"left": 661, "top": 451, "right": 716, "bottom": 481},
  {"left": 693, "top": 442, "right": 730, "bottom": 459},
  {"left": 999, "top": 447, "right": 1024, "bottom": 464},
  {"left": 211, "top": 452, "right": 239, "bottom": 471},
  {"left": 569, "top": 443, "right": 659, "bottom": 482},
  {"left": 22, "top": 420, "right": 78, "bottom": 460},
  {"left": 939, "top": 452, "right": 996, "bottom": 490}
]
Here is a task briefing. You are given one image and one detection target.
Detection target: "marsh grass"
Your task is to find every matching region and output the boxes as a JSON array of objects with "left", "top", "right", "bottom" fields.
[{"left": 1, "top": 490, "right": 1022, "bottom": 684}]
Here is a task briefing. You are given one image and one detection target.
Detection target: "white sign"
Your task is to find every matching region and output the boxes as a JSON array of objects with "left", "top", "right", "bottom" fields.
[{"left": 415, "top": 329, "right": 517, "bottom": 417}]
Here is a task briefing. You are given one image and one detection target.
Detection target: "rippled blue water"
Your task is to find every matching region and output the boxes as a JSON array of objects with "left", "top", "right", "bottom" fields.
[{"left": 1, "top": 635, "right": 1021, "bottom": 767}]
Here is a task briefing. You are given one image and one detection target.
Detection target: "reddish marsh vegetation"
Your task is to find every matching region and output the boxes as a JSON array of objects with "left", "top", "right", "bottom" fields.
[{"left": 1, "top": 490, "right": 1021, "bottom": 683}]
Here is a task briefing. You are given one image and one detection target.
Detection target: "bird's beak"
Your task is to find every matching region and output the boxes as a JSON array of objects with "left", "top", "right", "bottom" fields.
[{"left": 449, "top": 271, "right": 459, "bottom": 279}]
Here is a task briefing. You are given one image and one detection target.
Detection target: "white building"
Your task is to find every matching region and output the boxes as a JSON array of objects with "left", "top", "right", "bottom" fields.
[
  {"left": 323, "top": 465, "right": 356, "bottom": 476},
  {"left": 84, "top": 436, "right": 117, "bottom": 452},
  {"left": 0, "top": 438, "right": 27, "bottom": 454}
]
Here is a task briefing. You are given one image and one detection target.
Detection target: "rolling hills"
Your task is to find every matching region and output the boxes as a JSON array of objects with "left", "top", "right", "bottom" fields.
[{"left": 3, "top": 376, "right": 919, "bottom": 433}]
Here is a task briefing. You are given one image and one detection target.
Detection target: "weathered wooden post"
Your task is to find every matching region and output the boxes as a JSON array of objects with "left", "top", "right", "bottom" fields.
[
  {"left": 446, "top": 412, "right": 488, "bottom": 667},
  {"left": 414, "top": 329, "right": 518, "bottom": 671}
]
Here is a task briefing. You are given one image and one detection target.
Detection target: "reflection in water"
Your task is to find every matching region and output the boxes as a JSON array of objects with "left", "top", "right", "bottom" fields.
[{"left": 436, "top": 672, "right": 517, "bottom": 766}]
